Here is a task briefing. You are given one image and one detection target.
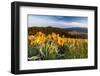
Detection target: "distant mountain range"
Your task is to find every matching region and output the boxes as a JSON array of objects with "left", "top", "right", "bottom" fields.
[
  {"left": 64, "top": 27, "right": 88, "bottom": 33},
  {"left": 46, "top": 26, "right": 88, "bottom": 33},
  {"left": 28, "top": 26, "right": 88, "bottom": 39}
]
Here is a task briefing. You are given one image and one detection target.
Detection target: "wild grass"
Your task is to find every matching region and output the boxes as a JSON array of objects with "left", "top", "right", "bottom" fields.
[{"left": 28, "top": 32, "right": 88, "bottom": 61}]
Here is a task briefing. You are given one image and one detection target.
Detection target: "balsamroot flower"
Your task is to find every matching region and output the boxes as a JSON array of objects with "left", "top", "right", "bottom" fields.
[{"left": 57, "top": 37, "right": 65, "bottom": 46}]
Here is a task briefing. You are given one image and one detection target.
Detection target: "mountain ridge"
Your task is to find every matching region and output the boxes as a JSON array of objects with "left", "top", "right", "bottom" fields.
[{"left": 28, "top": 26, "right": 88, "bottom": 39}]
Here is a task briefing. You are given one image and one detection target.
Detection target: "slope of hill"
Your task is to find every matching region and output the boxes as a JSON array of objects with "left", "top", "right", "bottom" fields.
[{"left": 28, "top": 27, "right": 88, "bottom": 39}]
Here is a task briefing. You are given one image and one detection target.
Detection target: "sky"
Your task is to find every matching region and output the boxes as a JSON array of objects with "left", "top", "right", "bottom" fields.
[{"left": 28, "top": 15, "right": 88, "bottom": 28}]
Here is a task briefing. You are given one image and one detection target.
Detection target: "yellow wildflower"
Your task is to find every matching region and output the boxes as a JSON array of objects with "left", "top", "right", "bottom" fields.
[{"left": 57, "top": 37, "right": 65, "bottom": 46}]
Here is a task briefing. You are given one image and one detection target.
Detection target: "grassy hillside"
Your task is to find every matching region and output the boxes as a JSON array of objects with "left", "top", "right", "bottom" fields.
[
  {"left": 28, "top": 27, "right": 88, "bottom": 39},
  {"left": 28, "top": 31, "right": 88, "bottom": 60}
]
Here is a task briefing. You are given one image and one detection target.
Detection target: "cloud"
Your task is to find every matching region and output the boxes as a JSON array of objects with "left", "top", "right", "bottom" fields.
[{"left": 28, "top": 16, "right": 87, "bottom": 28}]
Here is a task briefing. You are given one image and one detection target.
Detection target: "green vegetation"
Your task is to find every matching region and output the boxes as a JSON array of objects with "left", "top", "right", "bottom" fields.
[{"left": 28, "top": 31, "right": 88, "bottom": 61}]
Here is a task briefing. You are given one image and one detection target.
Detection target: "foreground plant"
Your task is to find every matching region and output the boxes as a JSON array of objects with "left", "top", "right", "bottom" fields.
[{"left": 28, "top": 31, "right": 88, "bottom": 60}]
